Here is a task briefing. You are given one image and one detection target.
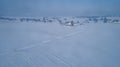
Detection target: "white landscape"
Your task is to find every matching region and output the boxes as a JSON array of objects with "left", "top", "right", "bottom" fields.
[{"left": 0, "top": 16, "right": 120, "bottom": 67}]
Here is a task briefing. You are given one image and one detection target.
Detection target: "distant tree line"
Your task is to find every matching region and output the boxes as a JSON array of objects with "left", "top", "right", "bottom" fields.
[
  {"left": 88, "top": 17, "right": 120, "bottom": 23},
  {"left": 0, "top": 16, "right": 120, "bottom": 26},
  {"left": 0, "top": 17, "right": 17, "bottom": 21}
]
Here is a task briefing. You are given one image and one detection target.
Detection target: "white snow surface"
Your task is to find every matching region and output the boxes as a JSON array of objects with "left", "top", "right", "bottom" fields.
[{"left": 0, "top": 17, "right": 120, "bottom": 67}]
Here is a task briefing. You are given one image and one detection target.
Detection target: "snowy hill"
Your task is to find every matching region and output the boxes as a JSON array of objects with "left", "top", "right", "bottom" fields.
[{"left": 0, "top": 16, "right": 120, "bottom": 67}]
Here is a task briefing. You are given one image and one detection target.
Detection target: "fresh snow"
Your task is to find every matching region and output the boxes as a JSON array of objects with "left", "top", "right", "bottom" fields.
[{"left": 0, "top": 16, "right": 120, "bottom": 67}]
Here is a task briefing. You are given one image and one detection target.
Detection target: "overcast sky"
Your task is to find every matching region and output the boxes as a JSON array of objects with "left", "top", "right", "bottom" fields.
[{"left": 0, "top": 0, "right": 120, "bottom": 16}]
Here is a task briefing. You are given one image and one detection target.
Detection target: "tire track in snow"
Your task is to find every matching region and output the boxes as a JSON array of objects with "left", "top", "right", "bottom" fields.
[
  {"left": 15, "top": 31, "right": 81, "bottom": 52},
  {"left": 22, "top": 54, "right": 41, "bottom": 67},
  {"left": 50, "top": 54, "right": 73, "bottom": 67},
  {"left": 0, "top": 30, "right": 81, "bottom": 56},
  {"left": 15, "top": 40, "right": 51, "bottom": 52},
  {"left": 0, "top": 40, "right": 51, "bottom": 56},
  {"left": 42, "top": 49, "right": 73, "bottom": 67},
  {"left": 14, "top": 31, "right": 80, "bottom": 67}
]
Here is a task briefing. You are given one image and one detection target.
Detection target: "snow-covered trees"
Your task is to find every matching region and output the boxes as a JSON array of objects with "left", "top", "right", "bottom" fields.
[{"left": 0, "top": 16, "right": 120, "bottom": 25}]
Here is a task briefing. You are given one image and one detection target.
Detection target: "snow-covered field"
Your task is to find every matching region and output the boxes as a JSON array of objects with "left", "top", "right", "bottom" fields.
[{"left": 0, "top": 16, "right": 120, "bottom": 67}]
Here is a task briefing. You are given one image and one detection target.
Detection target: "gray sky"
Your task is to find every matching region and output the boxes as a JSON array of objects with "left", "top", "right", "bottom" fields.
[{"left": 0, "top": 0, "right": 120, "bottom": 16}]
